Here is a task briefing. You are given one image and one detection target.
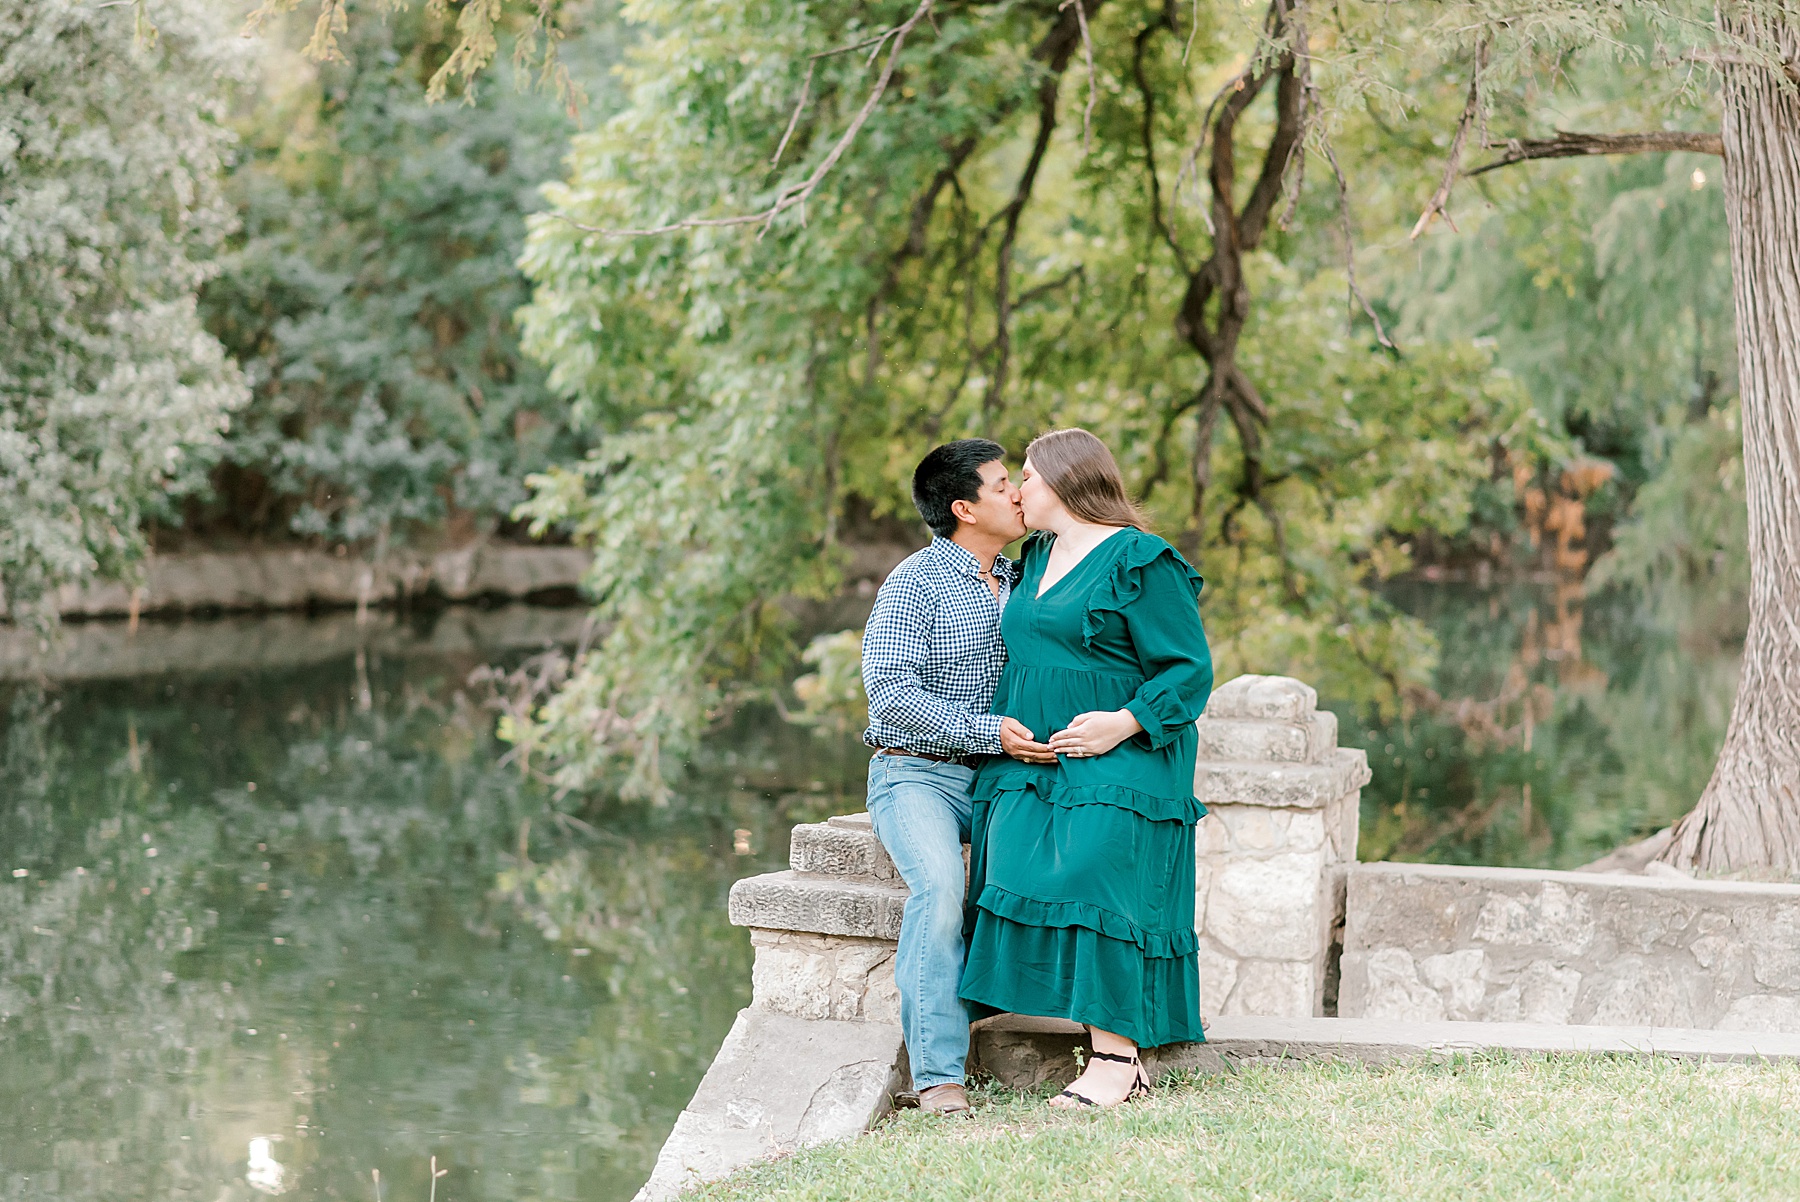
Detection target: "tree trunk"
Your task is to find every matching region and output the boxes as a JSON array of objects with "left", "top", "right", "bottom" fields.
[{"left": 1662, "top": 11, "right": 1800, "bottom": 874}]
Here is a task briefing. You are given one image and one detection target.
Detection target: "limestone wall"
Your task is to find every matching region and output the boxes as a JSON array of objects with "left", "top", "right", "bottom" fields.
[{"left": 1339, "top": 862, "right": 1800, "bottom": 1033}]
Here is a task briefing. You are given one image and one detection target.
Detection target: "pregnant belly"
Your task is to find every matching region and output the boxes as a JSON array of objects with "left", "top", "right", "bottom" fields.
[{"left": 997, "top": 663, "right": 1141, "bottom": 740}]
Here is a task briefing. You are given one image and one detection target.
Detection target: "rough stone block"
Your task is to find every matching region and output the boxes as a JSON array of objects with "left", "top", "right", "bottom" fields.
[
  {"left": 1488, "top": 961, "right": 1582, "bottom": 1024},
  {"left": 1194, "top": 712, "right": 1337, "bottom": 765},
  {"left": 1205, "top": 850, "right": 1329, "bottom": 961},
  {"left": 634, "top": 1009, "right": 905, "bottom": 1201},
  {"left": 1196, "top": 939, "right": 1238, "bottom": 1015},
  {"left": 1194, "top": 860, "right": 1213, "bottom": 933},
  {"left": 1752, "top": 946, "right": 1800, "bottom": 990},
  {"left": 1421, "top": 949, "right": 1487, "bottom": 1021},
  {"left": 1205, "top": 675, "right": 1318, "bottom": 723},
  {"left": 1326, "top": 790, "right": 1361, "bottom": 862},
  {"left": 1194, "top": 812, "right": 1230, "bottom": 856},
  {"left": 749, "top": 931, "right": 899, "bottom": 1024},
  {"left": 1223, "top": 960, "right": 1314, "bottom": 1017},
  {"left": 1221, "top": 806, "right": 1285, "bottom": 851},
  {"left": 1283, "top": 810, "right": 1327, "bottom": 853},
  {"left": 1583, "top": 956, "right": 1696, "bottom": 1029},
  {"left": 788, "top": 821, "right": 897, "bottom": 883},
  {"left": 1352, "top": 948, "right": 1446, "bottom": 1023},
  {"left": 728, "top": 871, "right": 908, "bottom": 941},
  {"left": 970, "top": 1015, "right": 1087, "bottom": 1090},
  {"left": 1720, "top": 995, "right": 1800, "bottom": 1033},
  {"left": 1473, "top": 884, "right": 1596, "bottom": 957}
]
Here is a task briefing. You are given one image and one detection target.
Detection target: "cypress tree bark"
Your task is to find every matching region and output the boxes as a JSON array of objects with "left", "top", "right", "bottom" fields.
[{"left": 1662, "top": 10, "right": 1800, "bottom": 874}]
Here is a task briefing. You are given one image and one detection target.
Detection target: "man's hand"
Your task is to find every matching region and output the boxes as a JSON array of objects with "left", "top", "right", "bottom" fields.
[
  {"left": 1000, "top": 717, "right": 1057, "bottom": 763},
  {"left": 1048, "top": 709, "right": 1142, "bottom": 760}
]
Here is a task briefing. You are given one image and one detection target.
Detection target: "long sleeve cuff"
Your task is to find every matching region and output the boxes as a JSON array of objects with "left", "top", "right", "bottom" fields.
[
  {"left": 1125, "top": 681, "right": 1192, "bottom": 751},
  {"left": 966, "top": 713, "right": 1006, "bottom": 755}
]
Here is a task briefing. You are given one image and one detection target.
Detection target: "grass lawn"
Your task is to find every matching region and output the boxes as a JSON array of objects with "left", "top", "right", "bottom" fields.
[{"left": 694, "top": 1054, "right": 1800, "bottom": 1201}]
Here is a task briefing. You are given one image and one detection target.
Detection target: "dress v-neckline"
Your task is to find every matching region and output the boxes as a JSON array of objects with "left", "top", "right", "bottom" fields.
[{"left": 1034, "top": 526, "right": 1130, "bottom": 600}]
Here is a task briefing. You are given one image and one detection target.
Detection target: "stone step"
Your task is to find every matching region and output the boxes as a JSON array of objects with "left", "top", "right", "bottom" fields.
[
  {"left": 1195, "top": 711, "right": 1338, "bottom": 765},
  {"left": 1194, "top": 746, "right": 1371, "bottom": 810},
  {"left": 633, "top": 1008, "right": 904, "bottom": 1202},
  {"left": 968, "top": 1013, "right": 1800, "bottom": 1090},
  {"left": 729, "top": 870, "right": 907, "bottom": 941},
  {"left": 789, "top": 817, "right": 896, "bottom": 882}
]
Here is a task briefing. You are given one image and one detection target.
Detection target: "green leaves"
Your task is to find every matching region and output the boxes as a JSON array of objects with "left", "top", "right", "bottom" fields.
[
  {"left": 0, "top": 0, "right": 249, "bottom": 622},
  {"left": 502, "top": 0, "right": 1547, "bottom": 794},
  {"left": 193, "top": 3, "right": 615, "bottom": 549}
]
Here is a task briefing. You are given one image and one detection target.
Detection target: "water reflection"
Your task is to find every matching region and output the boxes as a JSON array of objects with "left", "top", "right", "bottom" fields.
[
  {"left": 1346, "top": 581, "right": 1741, "bottom": 868},
  {"left": 0, "top": 609, "right": 865, "bottom": 1202}
]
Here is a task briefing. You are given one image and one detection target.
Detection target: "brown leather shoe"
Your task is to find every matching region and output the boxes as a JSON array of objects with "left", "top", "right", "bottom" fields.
[{"left": 916, "top": 1082, "right": 972, "bottom": 1116}]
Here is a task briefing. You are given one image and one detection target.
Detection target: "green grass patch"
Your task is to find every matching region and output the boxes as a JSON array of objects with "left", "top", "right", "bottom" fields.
[{"left": 696, "top": 1054, "right": 1800, "bottom": 1201}]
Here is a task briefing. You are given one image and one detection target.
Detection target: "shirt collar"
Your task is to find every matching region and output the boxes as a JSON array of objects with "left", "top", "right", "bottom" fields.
[{"left": 928, "top": 537, "right": 1017, "bottom": 583}]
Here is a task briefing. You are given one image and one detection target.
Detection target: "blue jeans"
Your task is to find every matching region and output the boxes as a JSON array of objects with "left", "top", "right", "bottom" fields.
[{"left": 865, "top": 754, "right": 975, "bottom": 1091}]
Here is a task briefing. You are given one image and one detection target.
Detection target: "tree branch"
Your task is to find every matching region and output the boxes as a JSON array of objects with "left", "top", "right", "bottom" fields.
[
  {"left": 984, "top": 76, "right": 1062, "bottom": 419},
  {"left": 1281, "top": 0, "right": 1395, "bottom": 349},
  {"left": 1132, "top": 18, "right": 1191, "bottom": 275},
  {"left": 1410, "top": 37, "right": 1488, "bottom": 240},
  {"left": 1468, "top": 129, "right": 1725, "bottom": 175},
  {"left": 557, "top": 0, "right": 937, "bottom": 239},
  {"left": 1060, "top": 0, "right": 1099, "bottom": 154}
]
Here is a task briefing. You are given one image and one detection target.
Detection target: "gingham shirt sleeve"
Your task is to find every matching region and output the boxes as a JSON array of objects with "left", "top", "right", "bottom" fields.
[{"left": 861, "top": 572, "right": 1006, "bottom": 755}]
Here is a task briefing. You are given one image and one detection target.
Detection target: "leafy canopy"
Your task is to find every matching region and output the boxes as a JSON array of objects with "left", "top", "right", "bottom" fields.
[{"left": 507, "top": 0, "right": 1570, "bottom": 797}]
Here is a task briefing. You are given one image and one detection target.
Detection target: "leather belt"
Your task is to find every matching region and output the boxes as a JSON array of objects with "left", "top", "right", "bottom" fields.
[{"left": 874, "top": 747, "right": 971, "bottom": 767}]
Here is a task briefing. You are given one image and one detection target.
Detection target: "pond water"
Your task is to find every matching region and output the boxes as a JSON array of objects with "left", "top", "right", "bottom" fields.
[
  {"left": 1346, "top": 580, "right": 1741, "bottom": 870},
  {"left": 0, "top": 584, "right": 1741, "bottom": 1200},
  {"left": 0, "top": 607, "right": 862, "bottom": 1202}
]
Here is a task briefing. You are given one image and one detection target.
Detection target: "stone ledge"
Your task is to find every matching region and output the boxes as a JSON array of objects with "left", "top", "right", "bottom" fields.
[
  {"left": 729, "top": 871, "right": 908, "bottom": 941},
  {"left": 789, "top": 820, "right": 896, "bottom": 882},
  {"left": 1205, "top": 675, "right": 1319, "bottom": 722},
  {"left": 1177, "top": 1015, "right": 1800, "bottom": 1066},
  {"left": 1195, "top": 748, "right": 1371, "bottom": 810},
  {"left": 1352, "top": 859, "right": 1800, "bottom": 901},
  {"left": 968, "top": 1013, "right": 1800, "bottom": 1090}
]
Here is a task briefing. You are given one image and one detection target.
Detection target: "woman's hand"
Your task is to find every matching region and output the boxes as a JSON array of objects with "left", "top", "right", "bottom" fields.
[{"left": 1048, "top": 709, "right": 1142, "bottom": 759}]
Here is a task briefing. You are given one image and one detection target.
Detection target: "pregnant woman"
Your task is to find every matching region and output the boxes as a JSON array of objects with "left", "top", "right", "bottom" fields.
[{"left": 960, "top": 427, "right": 1213, "bottom": 1108}]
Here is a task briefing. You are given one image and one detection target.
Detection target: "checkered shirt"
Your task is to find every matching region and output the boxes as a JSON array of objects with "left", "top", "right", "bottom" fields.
[{"left": 861, "top": 537, "right": 1017, "bottom": 758}]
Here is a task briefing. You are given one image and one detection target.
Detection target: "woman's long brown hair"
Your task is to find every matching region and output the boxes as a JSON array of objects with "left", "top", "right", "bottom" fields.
[{"left": 1025, "top": 428, "right": 1150, "bottom": 531}]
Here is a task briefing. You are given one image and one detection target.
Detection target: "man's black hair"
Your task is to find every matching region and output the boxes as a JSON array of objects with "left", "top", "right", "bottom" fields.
[{"left": 912, "top": 439, "right": 1007, "bottom": 539}]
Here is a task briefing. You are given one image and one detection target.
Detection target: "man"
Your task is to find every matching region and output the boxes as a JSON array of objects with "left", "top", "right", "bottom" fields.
[{"left": 860, "top": 439, "right": 1050, "bottom": 1116}]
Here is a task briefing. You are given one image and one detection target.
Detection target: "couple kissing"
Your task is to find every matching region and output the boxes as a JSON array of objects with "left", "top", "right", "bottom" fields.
[{"left": 861, "top": 428, "right": 1213, "bottom": 1116}]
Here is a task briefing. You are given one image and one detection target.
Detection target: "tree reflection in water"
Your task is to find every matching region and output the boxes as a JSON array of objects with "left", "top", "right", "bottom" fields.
[
  {"left": 0, "top": 615, "right": 861, "bottom": 1202},
  {"left": 1348, "top": 581, "right": 1741, "bottom": 868}
]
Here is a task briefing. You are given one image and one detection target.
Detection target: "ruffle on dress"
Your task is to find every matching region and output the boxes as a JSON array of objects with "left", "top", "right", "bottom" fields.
[
  {"left": 975, "top": 882, "right": 1200, "bottom": 959},
  {"left": 972, "top": 770, "right": 1207, "bottom": 826},
  {"left": 1080, "top": 536, "right": 1205, "bottom": 649}
]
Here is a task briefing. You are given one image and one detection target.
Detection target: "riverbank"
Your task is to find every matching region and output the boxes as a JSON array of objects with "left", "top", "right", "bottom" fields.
[
  {"left": 49, "top": 541, "right": 594, "bottom": 618},
  {"left": 0, "top": 603, "right": 591, "bottom": 682},
  {"left": 697, "top": 1054, "right": 1799, "bottom": 1201}
]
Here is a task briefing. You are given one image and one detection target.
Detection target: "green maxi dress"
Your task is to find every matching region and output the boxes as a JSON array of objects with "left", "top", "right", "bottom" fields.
[{"left": 960, "top": 527, "right": 1212, "bottom": 1049}]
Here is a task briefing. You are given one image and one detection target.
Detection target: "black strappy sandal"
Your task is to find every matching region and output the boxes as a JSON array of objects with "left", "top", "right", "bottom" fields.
[{"left": 1056, "top": 1050, "right": 1152, "bottom": 1108}]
